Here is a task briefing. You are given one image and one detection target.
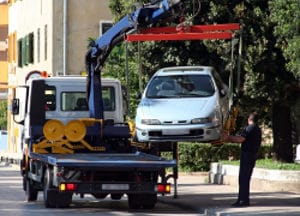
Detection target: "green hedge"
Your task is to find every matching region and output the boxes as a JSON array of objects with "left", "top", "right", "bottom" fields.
[{"left": 172, "top": 143, "right": 272, "bottom": 172}]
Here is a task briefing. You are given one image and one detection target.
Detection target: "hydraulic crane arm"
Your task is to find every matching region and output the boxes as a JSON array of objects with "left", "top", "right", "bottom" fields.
[{"left": 85, "top": 0, "right": 184, "bottom": 119}]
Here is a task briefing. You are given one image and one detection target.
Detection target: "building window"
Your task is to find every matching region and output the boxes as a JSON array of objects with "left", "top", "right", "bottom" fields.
[
  {"left": 22, "top": 36, "right": 28, "bottom": 66},
  {"left": 0, "top": 25, "right": 8, "bottom": 61},
  {"left": 44, "top": 24, "right": 47, "bottom": 61},
  {"left": 28, "top": 32, "right": 34, "bottom": 64},
  {"left": 37, "top": 28, "right": 40, "bottom": 62},
  {"left": 99, "top": 21, "right": 113, "bottom": 36},
  {"left": 17, "top": 39, "right": 22, "bottom": 67},
  {"left": 13, "top": 32, "right": 17, "bottom": 62},
  {"left": 17, "top": 32, "right": 34, "bottom": 67},
  {"left": 8, "top": 34, "right": 12, "bottom": 62}
]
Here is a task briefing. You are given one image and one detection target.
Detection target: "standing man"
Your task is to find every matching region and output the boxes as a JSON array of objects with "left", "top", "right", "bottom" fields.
[{"left": 222, "top": 112, "right": 262, "bottom": 207}]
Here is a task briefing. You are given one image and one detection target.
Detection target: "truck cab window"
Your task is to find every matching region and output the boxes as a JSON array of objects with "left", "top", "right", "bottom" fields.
[
  {"left": 61, "top": 92, "right": 88, "bottom": 111},
  {"left": 102, "top": 87, "right": 115, "bottom": 111}
]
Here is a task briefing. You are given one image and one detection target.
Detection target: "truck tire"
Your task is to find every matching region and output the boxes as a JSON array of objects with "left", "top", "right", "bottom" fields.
[
  {"left": 25, "top": 177, "right": 38, "bottom": 202},
  {"left": 128, "top": 193, "right": 157, "bottom": 209},
  {"left": 43, "top": 168, "right": 72, "bottom": 208},
  {"left": 43, "top": 168, "right": 56, "bottom": 208}
]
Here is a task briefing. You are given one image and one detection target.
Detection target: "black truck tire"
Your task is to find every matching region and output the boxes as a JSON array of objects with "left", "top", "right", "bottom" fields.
[
  {"left": 128, "top": 193, "right": 157, "bottom": 209},
  {"left": 25, "top": 177, "right": 38, "bottom": 202},
  {"left": 43, "top": 168, "right": 56, "bottom": 208},
  {"left": 43, "top": 168, "right": 72, "bottom": 208}
]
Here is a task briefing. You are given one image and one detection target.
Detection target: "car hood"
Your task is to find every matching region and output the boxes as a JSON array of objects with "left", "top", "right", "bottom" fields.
[{"left": 136, "top": 96, "right": 218, "bottom": 121}]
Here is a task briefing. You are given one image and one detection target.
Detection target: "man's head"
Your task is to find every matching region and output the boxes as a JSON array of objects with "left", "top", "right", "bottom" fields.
[{"left": 248, "top": 112, "right": 258, "bottom": 124}]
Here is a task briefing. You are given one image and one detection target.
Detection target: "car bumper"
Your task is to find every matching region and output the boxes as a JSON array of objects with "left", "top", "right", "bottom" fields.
[{"left": 135, "top": 123, "right": 222, "bottom": 142}]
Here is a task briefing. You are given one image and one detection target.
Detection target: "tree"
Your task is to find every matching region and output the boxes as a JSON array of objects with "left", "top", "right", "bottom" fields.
[
  {"left": 269, "top": 0, "right": 300, "bottom": 161},
  {"left": 107, "top": 0, "right": 298, "bottom": 162},
  {"left": 0, "top": 100, "right": 7, "bottom": 130},
  {"left": 195, "top": 0, "right": 297, "bottom": 162},
  {"left": 269, "top": 0, "right": 300, "bottom": 80}
]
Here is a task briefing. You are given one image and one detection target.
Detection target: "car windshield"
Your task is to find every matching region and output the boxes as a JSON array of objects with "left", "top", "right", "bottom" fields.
[{"left": 146, "top": 74, "right": 215, "bottom": 98}]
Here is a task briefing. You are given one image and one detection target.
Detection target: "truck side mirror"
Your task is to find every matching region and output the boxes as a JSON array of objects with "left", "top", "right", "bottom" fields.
[{"left": 12, "top": 99, "right": 20, "bottom": 115}]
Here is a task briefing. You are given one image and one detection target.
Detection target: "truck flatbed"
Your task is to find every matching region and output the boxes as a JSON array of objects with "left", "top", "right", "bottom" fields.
[{"left": 30, "top": 151, "right": 176, "bottom": 171}]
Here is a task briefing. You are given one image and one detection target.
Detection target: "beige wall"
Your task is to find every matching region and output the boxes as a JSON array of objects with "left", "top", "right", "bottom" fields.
[
  {"left": 9, "top": 0, "right": 112, "bottom": 83},
  {"left": 0, "top": 4, "right": 8, "bottom": 24},
  {"left": 9, "top": 0, "right": 53, "bottom": 85},
  {"left": 67, "top": 0, "right": 112, "bottom": 75}
]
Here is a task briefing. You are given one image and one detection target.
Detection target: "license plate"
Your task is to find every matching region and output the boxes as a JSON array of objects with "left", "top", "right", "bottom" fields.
[
  {"left": 162, "top": 129, "right": 189, "bottom": 135},
  {"left": 102, "top": 184, "right": 129, "bottom": 190}
]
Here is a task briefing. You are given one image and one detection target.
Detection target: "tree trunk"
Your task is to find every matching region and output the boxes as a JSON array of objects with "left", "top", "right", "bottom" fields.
[{"left": 272, "top": 102, "right": 293, "bottom": 162}]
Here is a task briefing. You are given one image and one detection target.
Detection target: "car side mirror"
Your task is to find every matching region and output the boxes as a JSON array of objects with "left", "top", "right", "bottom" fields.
[
  {"left": 220, "top": 89, "right": 227, "bottom": 97},
  {"left": 136, "top": 91, "right": 142, "bottom": 99},
  {"left": 12, "top": 98, "right": 20, "bottom": 115}
]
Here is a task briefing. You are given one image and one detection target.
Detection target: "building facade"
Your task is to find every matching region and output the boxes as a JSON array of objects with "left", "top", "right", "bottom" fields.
[
  {"left": 0, "top": 1, "right": 8, "bottom": 96},
  {"left": 7, "top": 0, "right": 113, "bottom": 154}
]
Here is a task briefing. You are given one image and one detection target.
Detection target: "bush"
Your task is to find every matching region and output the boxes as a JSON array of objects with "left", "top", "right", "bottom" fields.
[{"left": 176, "top": 142, "right": 272, "bottom": 172}]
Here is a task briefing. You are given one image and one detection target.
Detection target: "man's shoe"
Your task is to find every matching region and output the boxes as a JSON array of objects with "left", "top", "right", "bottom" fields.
[{"left": 231, "top": 200, "right": 250, "bottom": 207}]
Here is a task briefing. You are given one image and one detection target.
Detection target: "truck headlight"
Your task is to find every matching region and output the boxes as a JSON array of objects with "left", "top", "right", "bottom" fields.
[{"left": 141, "top": 119, "right": 161, "bottom": 125}]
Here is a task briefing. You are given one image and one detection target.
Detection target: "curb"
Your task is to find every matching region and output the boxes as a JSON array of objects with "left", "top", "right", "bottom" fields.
[{"left": 209, "top": 162, "right": 300, "bottom": 193}]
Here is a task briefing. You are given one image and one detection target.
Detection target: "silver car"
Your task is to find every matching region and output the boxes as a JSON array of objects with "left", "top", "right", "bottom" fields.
[{"left": 135, "top": 66, "right": 229, "bottom": 142}]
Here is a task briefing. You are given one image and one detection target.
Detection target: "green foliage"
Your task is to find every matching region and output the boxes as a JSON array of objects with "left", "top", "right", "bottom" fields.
[
  {"left": 102, "top": 43, "right": 141, "bottom": 116},
  {"left": 269, "top": 0, "right": 300, "bottom": 80},
  {"left": 177, "top": 142, "right": 271, "bottom": 172},
  {"left": 0, "top": 100, "right": 7, "bottom": 130},
  {"left": 222, "top": 158, "right": 300, "bottom": 171}
]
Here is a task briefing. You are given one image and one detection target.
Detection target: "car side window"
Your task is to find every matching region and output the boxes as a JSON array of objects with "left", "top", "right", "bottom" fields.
[{"left": 212, "top": 70, "right": 227, "bottom": 95}]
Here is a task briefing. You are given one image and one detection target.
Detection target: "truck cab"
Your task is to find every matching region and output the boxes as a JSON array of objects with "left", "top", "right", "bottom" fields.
[
  {"left": 14, "top": 76, "right": 124, "bottom": 123},
  {"left": 12, "top": 76, "right": 125, "bottom": 149}
]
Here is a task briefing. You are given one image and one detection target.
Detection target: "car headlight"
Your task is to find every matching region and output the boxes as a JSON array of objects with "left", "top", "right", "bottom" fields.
[
  {"left": 141, "top": 119, "right": 161, "bottom": 125},
  {"left": 191, "top": 117, "right": 211, "bottom": 124}
]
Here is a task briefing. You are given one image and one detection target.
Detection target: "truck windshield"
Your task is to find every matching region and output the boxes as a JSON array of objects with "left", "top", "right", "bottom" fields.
[{"left": 146, "top": 74, "right": 215, "bottom": 99}]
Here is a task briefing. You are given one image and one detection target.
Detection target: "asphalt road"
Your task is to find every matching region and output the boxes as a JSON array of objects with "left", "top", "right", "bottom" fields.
[{"left": 0, "top": 162, "right": 299, "bottom": 216}]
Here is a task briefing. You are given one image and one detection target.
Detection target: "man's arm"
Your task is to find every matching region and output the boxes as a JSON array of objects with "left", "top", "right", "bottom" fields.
[{"left": 222, "top": 132, "right": 246, "bottom": 143}]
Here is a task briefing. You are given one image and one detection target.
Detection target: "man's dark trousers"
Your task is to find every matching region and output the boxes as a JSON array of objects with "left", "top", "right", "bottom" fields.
[{"left": 238, "top": 151, "right": 256, "bottom": 202}]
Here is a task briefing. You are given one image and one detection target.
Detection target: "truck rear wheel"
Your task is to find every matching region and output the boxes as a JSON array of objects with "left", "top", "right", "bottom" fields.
[
  {"left": 25, "top": 177, "right": 38, "bottom": 202},
  {"left": 43, "top": 168, "right": 72, "bottom": 208},
  {"left": 43, "top": 168, "right": 56, "bottom": 208},
  {"left": 128, "top": 193, "right": 157, "bottom": 209}
]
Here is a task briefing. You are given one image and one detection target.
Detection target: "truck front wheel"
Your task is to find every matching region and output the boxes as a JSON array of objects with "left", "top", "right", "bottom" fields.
[{"left": 25, "top": 177, "right": 38, "bottom": 202}]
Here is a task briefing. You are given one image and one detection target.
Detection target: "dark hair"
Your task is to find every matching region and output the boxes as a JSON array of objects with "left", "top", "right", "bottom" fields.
[{"left": 248, "top": 112, "right": 259, "bottom": 123}]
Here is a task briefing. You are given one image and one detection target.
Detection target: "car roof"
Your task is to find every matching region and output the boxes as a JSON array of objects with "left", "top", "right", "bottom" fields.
[{"left": 154, "top": 66, "right": 214, "bottom": 76}]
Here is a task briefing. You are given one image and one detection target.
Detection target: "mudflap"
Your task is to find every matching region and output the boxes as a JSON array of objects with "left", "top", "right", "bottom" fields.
[
  {"left": 44, "top": 189, "right": 72, "bottom": 208},
  {"left": 128, "top": 193, "right": 158, "bottom": 209}
]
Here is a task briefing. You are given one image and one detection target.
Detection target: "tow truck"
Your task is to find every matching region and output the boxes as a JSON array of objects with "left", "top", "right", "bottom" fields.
[
  {"left": 11, "top": 0, "right": 240, "bottom": 209},
  {"left": 11, "top": 0, "right": 186, "bottom": 209}
]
